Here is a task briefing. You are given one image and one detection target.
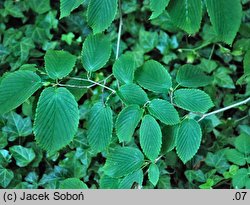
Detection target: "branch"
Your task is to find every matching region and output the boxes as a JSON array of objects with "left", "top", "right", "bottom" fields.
[
  {"left": 198, "top": 97, "right": 250, "bottom": 122},
  {"left": 62, "top": 77, "right": 116, "bottom": 93},
  {"left": 116, "top": 0, "right": 123, "bottom": 60}
]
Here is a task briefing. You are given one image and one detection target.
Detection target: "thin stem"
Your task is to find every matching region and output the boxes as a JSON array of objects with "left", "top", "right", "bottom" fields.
[
  {"left": 180, "top": 41, "right": 212, "bottom": 52},
  {"left": 198, "top": 97, "right": 250, "bottom": 122},
  {"left": 116, "top": 0, "right": 123, "bottom": 60},
  {"left": 68, "top": 77, "right": 116, "bottom": 93}
]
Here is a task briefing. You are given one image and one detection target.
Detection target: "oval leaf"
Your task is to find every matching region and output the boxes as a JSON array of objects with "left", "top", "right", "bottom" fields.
[
  {"left": 45, "top": 50, "right": 77, "bottom": 80},
  {"left": 136, "top": 60, "right": 172, "bottom": 93},
  {"left": 140, "top": 115, "right": 162, "bottom": 161},
  {"left": 148, "top": 163, "right": 160, "bottom": 186},
  {"left": 174, "top": 89, "right": 214, "bottom": 113},
  {"left": 149, "top": 0, "right": 170, "bottom": 19},
  {"left": 167, "top": 0, "right": 202, "bottom": 34},
  {"left": 87, "top": 0, "right": 118, "bottom": 33},
  {"left": 115, "top": 105, "right": 143, "bottom": 143},
  {"left": 176, "top": 64, "right": 213, "bottom": 87},
  {"left": 176, "top": 119, "right": 202, "bottom": 163},
  {"left": 87, "top": 102, "right": 113, "bottom": 153},
  {"left": 82, "top": 34, "right": 112, "bottom": 72},
  {"left": 118, "top": 169, "right": 143, "bottom": 189},
  {"left": 103, "top": 147, "right": 144, "bottom": 178},
  {"left": 113, "top": 53, "right": 137, "bottom": 84},
  {"left": 147, "top": 99, "right": 180, "bottom": 125},
  {"left": 117, "top": 84, "right": 149, "bottom": 106},
  {"left": 60, "top": 0, "right": 85, "bottom": 19},
  {"left": 0, "top": 70, "right": 42, "bottom": 115},
  {"left": 34, "top": 87, "right": 79, "bottom": 153},
  {"left": 59, "top": 178, "right": 88, "bottom": 189},
  {"left": 205, "top": 0, "right": 242, "bottom": 44}
]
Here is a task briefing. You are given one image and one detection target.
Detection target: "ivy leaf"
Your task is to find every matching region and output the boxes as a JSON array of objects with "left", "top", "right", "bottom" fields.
[
  {"left": 9, "top": 145, "right": 36, "bottom": 167},
  {"left": 115, "top": 105, "right": 143, "bottom": 143},
  {"left": 232, "top": 168, "right": 249, "bottom": 188},
  {"left": 113, "top": 53, "right": 137, "bottom": 84},
  {"left": 0, "top": 70, "right": 42, "bottom": 115},
  {"left": 45, "top": 50, "right": 77, "bottom": 80},
  {"left": 2, "top": 112, "right": 32, "bottom": 140},
  {"left": 167, "top": 0, "right": 202, "bottom": 34},
  {"left": 103, "top": 147, "right": 144, "bottom": 178},
  {"left": 0, "top": 168, "right": 14, "bottom": 188},
  {"left": 235, "top": 133, "right": 250, "bottom": 154},
  {"left": 59, "top": 178, "right": 88, "bottom": 189},
  {"left": 205, "top": 152, "right": 230, "bottom": 174},
  {"left": 176, "top": 64, "right": 213, "bottom": 87},
  {"left": 136, "top": 60, "right": 172, "bottom": 93},
  {"left": 117, "top": 84, "right": 149, "bottom": 106},
  {"left": 34, "top": 87, "right": 79, "bottom": 153},
  {"left": 205, "top": 0, "right": 242, "bottom": 44},
  {"left": 149, "top": 0, "right": 170, "bottom": 19},
  {"left": 60, "top": 0, "right": 85, "bottom": 19},
  {"left": 87, "top": 0, "right": 118, "bottom": 33},
  {"left": 148, "top": 163, "right": 160, "bottom": 186},
  {"left": 147, "top": 99, "right": 180, "bottom": 125},
  {"left": 176, "top": 119, "right": 202, "bottom": 164},
  {"left": 140, "top": 115, "right": 162, "bottom": 161},
  {"left": 87, "top": 102, "right": 113, "bottom": 153},
  {"left": 82, "top": 34, "right": 112, "bottom": 72},
  {"left": 174, "top": 89, "right": 214, "bottom": 113},
  {"left": 225, "top": 149, "right": 246, "bottom": 166},
  {"left": 29, "top": 0, "right": 51, "bottom": 14},
  {"left": 118, "top": 169, "right": 143, "bottom": 189}
]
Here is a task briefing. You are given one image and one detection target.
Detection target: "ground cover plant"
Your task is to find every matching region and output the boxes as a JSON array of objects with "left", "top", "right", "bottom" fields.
[{"left": 0, "top": 0, "right": 250, "bottom": 189}]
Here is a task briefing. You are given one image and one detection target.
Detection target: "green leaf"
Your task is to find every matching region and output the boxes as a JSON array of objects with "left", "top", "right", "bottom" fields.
[
  {"left": 176, "top": 64, "right": 213, "bottom": 87},
  {"left": 161, "top": 125, "right": 178, "bottom": 154},
  {"left": 115, "top": 105, "right": 143, "bottom": 143},
  {"left": 87, "top": 0, "right": 118, "bottom": 33},
  {"left": 45, "top": 50, "right": 77, "bottom": 80},
  {"left": 232, "top": 168, "right": 249, "bottom": 188},
  {"left": 29, "top": 0, "right": 51, "bottom": 14},
  {"left": 59, "top": 178, "right": 88, "bottom": 189},
  {"left": 148, "top": 163, "right": 160, "bottom": 186},
  {"left": 87, "top": 102, "right": 113, "bottom": 153},
  {"left": 117, "top": 84, "right": 149, "bottom": 106},
  {"left": 225, "top": 149, "right": 246, "bottom": 166},
  {"left": 235, "top": 133, "right": 250, "bottom": 154},
  {"left": 136, "top": 60, "right": 172, "bottom": 93},
  {"left": 0, "top": 70, "right": 42, "bottom": 115},
  {"left": 34, "top": 87, "right": 79, "bottom": 153},
  {"left": 174, "top": 89, "right": 214, "bottom": 113},
  {"left": 100, "top": 175, "right": 119, "bottom": 189},
  {"left": 176, "top": 119, "right": 202, "bottom": 163},
  {"left": 103, "top": 147, "right": 144, "bottom": 178},
  {"left": 82, "top": 34, "right": 112, "bottom": 72},
  {"left": 0, "top": 167, "right": 14, "bottom": 188},
  {"left": 118, "top": 169, "right": 143, "bottom": 189},
  {"left": 60, "top": 0, "right": 85, "bottom": 19},
  {"left": 167, "top": 0, "right": 202, "bottom": 34},
  {"left": 205, "top": 0, "right": 242, "bottom": 44},
  {"left": 140, "top": 115, "right": 162, "bottom": 161},
  {"left": 149, "top": 0, "right": 170, "bottom": 19},
  {"left": 113, "top": 53, "right": 137, "bottom": 84},
  {"left": 9, "top": 145, "right": 36, "bottom": 167},
  {"left": 147, "top": 99, "right": 180, "bottom": 125},
  {"left": 205, "top": 152, "right": 230, "bottom": 174},
  {"left": 2, "top": 112, "right": 32, "bottom": 140}
]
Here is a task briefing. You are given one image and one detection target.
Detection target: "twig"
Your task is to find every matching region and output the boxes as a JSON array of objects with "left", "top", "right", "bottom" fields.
[
  {"left": 198, "top": 97, "right": 250, "bottom": 122},
  {"left": 60, "top": 77, "right": 116, "bottom": 93},
  {"left": 116, "top": 0, "right": 123, "bottom": 60}
]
